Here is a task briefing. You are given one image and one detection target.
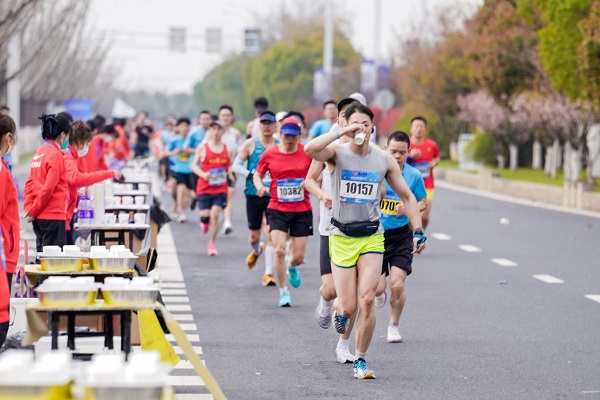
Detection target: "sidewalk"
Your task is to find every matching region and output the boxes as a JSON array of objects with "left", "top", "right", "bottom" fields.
[{"left": 436, "top": 168, "right": 600, "bottom": 215}]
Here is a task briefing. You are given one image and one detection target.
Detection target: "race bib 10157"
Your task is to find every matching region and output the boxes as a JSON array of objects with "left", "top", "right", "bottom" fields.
[{"left": 340, "top": 170, "right": 379, "bottom": 204}]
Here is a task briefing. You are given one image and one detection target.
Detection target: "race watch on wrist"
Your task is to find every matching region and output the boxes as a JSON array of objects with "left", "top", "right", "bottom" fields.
[{"left": 413, "top": 228, "right": 425, "bottom": 235}]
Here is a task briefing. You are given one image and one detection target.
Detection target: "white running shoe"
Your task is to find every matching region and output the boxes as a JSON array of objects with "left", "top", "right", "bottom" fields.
[
  {"left": 335, "top": 345, "right": 356, "bottom": 364},
  {"left": 177, "top": 213, "right": 187, "bottom": 223},
  {"left": 375, "top": 291, "right": 387, "bottom": 308},
  {"left": 315, "top": 297, "right": 334, "bottom": 329},
  {"left": 387, "top": 325, "right": 404, "bottom": 343},
  {"left": 222, "top": 219, "right": 233, "bottom": 235}
]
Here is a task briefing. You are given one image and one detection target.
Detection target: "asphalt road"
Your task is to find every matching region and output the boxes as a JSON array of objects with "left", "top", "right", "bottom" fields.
[{"left": 165, "top": 182, "right": 600, "bottom": 400}]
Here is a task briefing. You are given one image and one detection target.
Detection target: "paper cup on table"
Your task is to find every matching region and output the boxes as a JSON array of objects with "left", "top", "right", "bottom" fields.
[
  {"left": 133, "top": 213, "right": 146, "bottom": 225},
  {"left": 62, "top": 245, "right": 81, "bottom": 256},
  {"left": 104, "top": 213, "right": 116, "bottom": 225},
  {"left": 42, "top": 246, "right": 61, "bottom": 256},
  {"left": 118, "top": 213, "right": 129, "bottom": 225},
  {"left": 122, "top": 196, "right": 134, "bottom": 205},
  {"left": 138, "top": 183, "right": 149, "bottom": 192},
  {"left": 134, "top": 195, "right": 145, "bottom": 205},
  {"left": 125, "top": 183, "right": 134, "bottom": 191}
]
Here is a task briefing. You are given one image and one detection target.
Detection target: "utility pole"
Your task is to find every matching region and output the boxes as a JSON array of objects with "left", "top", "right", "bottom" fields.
[
  {"left": 323, "top": 0, "right": 334, "bottom": 100},
  {"left": 7, "top": 33, "right": 21, "bottom": 128}
]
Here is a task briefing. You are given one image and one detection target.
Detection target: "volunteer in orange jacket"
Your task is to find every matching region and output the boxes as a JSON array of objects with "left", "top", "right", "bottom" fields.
[
  {"left": 64, "top": 121, "right": 122, "bottom": 245},
  {"left": 0, "top": 114, "right": 17, "bottom": 346},
  {"left": 24, "top": 114, "right": 72, "bottom": 252}
]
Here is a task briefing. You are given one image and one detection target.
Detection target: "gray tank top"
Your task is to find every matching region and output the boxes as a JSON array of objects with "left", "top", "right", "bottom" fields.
[{"left": 330, "top": 143, "right": 389, "bottom": 236}]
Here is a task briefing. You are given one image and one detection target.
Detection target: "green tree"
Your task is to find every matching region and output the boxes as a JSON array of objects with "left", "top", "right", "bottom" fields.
[
  {"left": 578, "top": 1, "right": 600, "bottom": 108},
  {"left": 538, "top": 0, "right": 595, "bottom": 98}
]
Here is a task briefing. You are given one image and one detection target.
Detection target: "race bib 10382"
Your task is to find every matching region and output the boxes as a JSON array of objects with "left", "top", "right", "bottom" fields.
[{"left": 277, "top": 178, "right": 304, "bottom": 202}]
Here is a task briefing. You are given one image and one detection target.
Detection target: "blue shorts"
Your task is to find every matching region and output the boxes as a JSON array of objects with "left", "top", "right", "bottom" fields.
[{"left": 198, "top": 193, "right": 227, "bottom": 210}]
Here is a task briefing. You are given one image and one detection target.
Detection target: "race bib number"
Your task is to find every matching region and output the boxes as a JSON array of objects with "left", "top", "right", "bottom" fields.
[
  {"left": 208, "top": 167, "right": 227, "bottom": 186},
  {"left": 340, "top": 170, "right": 379, "bottom": 204},
  {"left": 380, "top": 198, "right": 402, "bottom": 217},
  {"left": 277, "top": 178, "right": 304, "bottom": 202},
  {"left": 413, "top": 161, "right": 431, "bottom": 179}
]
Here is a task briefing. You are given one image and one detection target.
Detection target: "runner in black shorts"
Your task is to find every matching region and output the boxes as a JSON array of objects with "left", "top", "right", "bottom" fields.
[{"left": 232, "top": 110, "right": 279, "bottom": 285}]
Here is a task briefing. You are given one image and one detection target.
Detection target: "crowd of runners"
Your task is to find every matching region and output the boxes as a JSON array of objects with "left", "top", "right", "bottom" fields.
[{"left": 0, "top": 93, "right": 440, "bottom": 380}]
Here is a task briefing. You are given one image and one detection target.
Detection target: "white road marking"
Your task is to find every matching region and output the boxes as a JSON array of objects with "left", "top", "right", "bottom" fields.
[
  {"left": 174, "top": 359, "right": 206, "bottom": 369},
  {"left": 492, "top": 258, "right": 518, "bottom": 267},
  {"left": 176, "top": 394, "right": 213, "bottom": 400},
  {"left": 172, "top": 345, "right": 203, "bottom": 355},
  {"left": 584, "top": 295, "right": 600, "bottom": 304},
  {"left": 167, "top": 334, "right": 200, "bottom": 343},
  {"left": 160, "top": 283, "right": 186, "bottom": 289},
  {"left": 179, "top": 323, "right": 198, "bottom": 331},
  {"left": 173, "top": 314, "right": 194, "bottom": 321},
  {"left": 165, "top": 304, "right": 192, "bottom": 312},
  {"left": 459, "top": 244, "right": 482, "bottom": 253},
  {"left": 169, "top": 375, "right": 205, "bottom": 386},
  {"left": 431, "top": 233, "right": 452, "bottom": 241},
  {"left": 161, "top": 289, "right": 188, "bottom": 295},
  {"left": 532, "top": 274, "right": 564, "bottom": 284},
  {"left": 162, "top": 296, "right": 191, "bottom": 303}
]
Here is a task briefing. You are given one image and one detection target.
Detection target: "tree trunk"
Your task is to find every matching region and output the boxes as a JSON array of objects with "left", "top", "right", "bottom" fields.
[
  {"left": 544, "top": 146, "right": 552, "bottom": 175},
  {"left": 509, "top": 143, "right": 518, "bottom": 172},
  {"left": 449, "top": 141, "right": 458, "bottom": 162},
  {"left": 550, "top": 139, "right": 560, "bottom": 179},
  {"left": 496, "top": 154, "right": 505, "bottom": 170},
  {"left": 532, "top": 140, "right": 542, "bottom": 170}
]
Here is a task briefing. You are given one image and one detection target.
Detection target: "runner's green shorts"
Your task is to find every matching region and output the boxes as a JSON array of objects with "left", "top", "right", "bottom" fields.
[{"left": 329, "top": 233, "right": 384, "bottom": 268}]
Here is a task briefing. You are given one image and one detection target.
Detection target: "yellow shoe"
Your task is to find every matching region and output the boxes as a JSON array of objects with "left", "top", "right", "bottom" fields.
[
  {"left": 245, "top": 242, "right": 264, "bottom": 269},
  {"left": 262, "top": 273, "right": 276, "bottom": 287}
]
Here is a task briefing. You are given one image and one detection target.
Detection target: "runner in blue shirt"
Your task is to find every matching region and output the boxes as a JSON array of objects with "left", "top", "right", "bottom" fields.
[
  {"left": 308, "top": 100, "right": 337, "bottom": 139},
  {"left": 185, "top": 110, "right": 212, "bottom": 194},
  {"left": 377, "top": 131, "right": 428, "bottom": 344},
  {"left": 165, "top": 118, "right": 193, "bottom": 223}
]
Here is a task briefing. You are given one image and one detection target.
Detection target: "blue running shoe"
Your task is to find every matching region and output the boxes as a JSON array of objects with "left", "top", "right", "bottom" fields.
[
  {"left": 333, "top": 311, "right": 349, "bottom": 334},
  {"left": 278, "top": 291, "right": 292, "bottom": 307},
  {"left": 288, "top": 266, "right": 301, "bottom": 288},
  {"left": 353, "top": 358, "right": 375, "bottom": 379}
]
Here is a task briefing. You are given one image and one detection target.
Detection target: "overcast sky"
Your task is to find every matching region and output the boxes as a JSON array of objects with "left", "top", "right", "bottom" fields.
[{"left": 88, "top": 0, "right": 482, "bottom": 94}]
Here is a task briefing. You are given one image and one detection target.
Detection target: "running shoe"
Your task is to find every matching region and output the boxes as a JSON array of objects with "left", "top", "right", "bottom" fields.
[
  {"left": 207, "top": 243, "right": 218, "bottom": 256},
  {"left": 333, "top": 311, "right": 349, "bottom": 334},
  {"left": 222, "top": 220, "right": 233, "bottom": 235},
  {"left": 245, "top": 242, "right": 264, "bottom": 269},
  {"left": 177, "top": 213, "right": 187, "bottom": 223},
  {"left": 262, "top": 273, "right": 276, "bottom": 287},
  {"left": 353, "top": 358, "right": 375, "bottom": 379},
  {"left": 200, "top": 222, "right": 209, "bottom": 234},
  {"left": 387, "top": 325, "right": 404, "bottom": 343},
  {"left": 336, "top": 346, "right": 356, "bottom": 364},
  {"left": 315, "top": 297, "right": 334, "bottom": 329},
  {"left": 375, "top": 291, "right": 387, "bottom": 308},
  {"left": 287, "top": 266, "right": 301, "bottom": 288},
  {"left": 278, "top": 290, "right": 291, "bottom": 307}
]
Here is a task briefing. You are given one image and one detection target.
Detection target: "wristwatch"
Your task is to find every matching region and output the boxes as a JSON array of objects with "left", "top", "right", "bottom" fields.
[{"left": 413, "top": 228, "right": 425, "bottom": 235}]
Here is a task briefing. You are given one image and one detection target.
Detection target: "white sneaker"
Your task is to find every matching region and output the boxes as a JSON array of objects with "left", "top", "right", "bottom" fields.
[
  {"left": 335, "top": 345, "right": 356, "bottom": 364},
  {"left": 315, "top": 297, "right": 334, "bottom": 329},
  {"left": 375, "top": 291, "right": 387, "bottom": 308},
  {"left": 387, "top": 325, "right": 404, "bottom": 343},
  {"left": 222, "top": 219, "right": 232, "bottom": 235},
  {"left": 177, "top": 213, "right": 187, "bottom": 223}
]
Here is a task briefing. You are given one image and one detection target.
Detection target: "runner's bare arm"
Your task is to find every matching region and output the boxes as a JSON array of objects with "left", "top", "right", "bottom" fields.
[
  {"left": 191, "top": 145, "right": 208, "bottom": 180},
  {"left": 252, "top": 172, "right": 268, "bottom": 197},
  {"left": 304, "top": 160, "right": 331, "bottom": 209},
  {"left": 305, "top": 123, "right": 364, "bottom": 162},
  {"left": 396, "top": 197, "right": 428, "bottom": 216}
]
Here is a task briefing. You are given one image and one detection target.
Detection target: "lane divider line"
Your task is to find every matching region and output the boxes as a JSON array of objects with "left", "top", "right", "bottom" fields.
[
  {"left": 431, "top": 233, "right": 452, "bottom": 241},
  {"left": 492, "top": 258, "right": 518, "bottom": 267},
  {"left": 532, "top": 274, "right": 564, "bottom": 284},
  {"left": 584, "top": 295, "right": 600, "bottom": 304},
  {"left": 459, "top": 244, "right": 482, "bottom": 253}
]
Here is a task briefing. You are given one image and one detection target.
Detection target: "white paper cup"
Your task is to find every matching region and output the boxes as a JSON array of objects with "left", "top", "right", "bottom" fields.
[
  {"left": 138, "top": 183, "right": 149, "bottom": 192},
  {"left": 134, "top": 196, "right": 145, "bottom": 205},
  {"left": 125, "top": 183, "right": 134, "bottom": 191},
  {"left": 133, "top": 213, "right": 146, "bottom": 225},
  {"left": 354, "top": 132, "right": 367, "bottom": 145},
  {"left": 118, "top": 213, "right": 129, "bottom": 224},
  {"left": 104, "top": 213, "right": 116, "bottom": 225},
  {"left": 122, "top": 196, "right": 134, "bottom": 205},
  {"left": 42, "top": 246, "right": 61, "bottom": 256}
]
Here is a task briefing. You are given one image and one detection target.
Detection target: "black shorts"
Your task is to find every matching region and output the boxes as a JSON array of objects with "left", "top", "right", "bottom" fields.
[
  {"left": 381, "top": 224, "right": 413, "bottom": 276},
  {"left": 320, "top": 235, "right": 331, "bottom": 276},
  {"left": 190, "top": 173, "right": 199, "bottom": 193},
  {"left": 172, "top": 172, "right": 193, "bottom": 190},
  {"left": 198, "top": 193, "right": 228, "bottom": 210},
  {"left": 266, "top": 209, "right": 313, "bottom": 237},
  {"left": 32, "top": 219, "right": 67, "bottom": 253},
  {"left": 246, "top": 195, "right": 270, "bottom": 230}
]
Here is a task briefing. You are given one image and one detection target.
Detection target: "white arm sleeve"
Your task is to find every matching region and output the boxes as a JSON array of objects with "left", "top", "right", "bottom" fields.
[{"left": 232, "top": 157, "right": 250, "bottom": 178}]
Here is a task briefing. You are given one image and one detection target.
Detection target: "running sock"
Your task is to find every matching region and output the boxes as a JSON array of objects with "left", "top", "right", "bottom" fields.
[
  {"left": 390, "top": 322, "right": 399, "bottom": 327},
  {"left": 337, "top": 338, "right": 349, "bottom": 349},
  {"left": 356, "top": 351, "right": 366, "bottom": 360},
  {"left": 323, "top": 297, "right": 334, "bottom": 307},
  {"left": 279, "top": 287, "right": 289, "bottom": 295},
  {"left": 251, "top": 242, "right": 261, "bottom": 255},
  {"left": 200, "top": 216, "right": 210, "bottom": 224},
  {"left": 265, "top": 245, "right": 275, "bottom": 275}
]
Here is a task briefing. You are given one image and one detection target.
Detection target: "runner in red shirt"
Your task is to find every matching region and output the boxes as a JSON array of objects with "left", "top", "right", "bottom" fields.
[
  {"left": 191, "top": 120, "right": 232, "bottom": 256},
  {"left": 254, "top": 116, "right": 313, "bottom": 307},
  {"left": 24, "top": 114, "right": 71, "bottom": 252},
  {"left": 63, "top": 121, "right": 122, "bottom": 244},
  {"left": 408, "top": 116, "right": 440, "bottom": 229}
]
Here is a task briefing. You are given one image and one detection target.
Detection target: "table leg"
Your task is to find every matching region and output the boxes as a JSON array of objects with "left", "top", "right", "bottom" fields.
[
  {"left": 121, "top": 311, "right": 132, "bottom": 360},
  {"left": 104, "top": 313, "right": 114, "bottom": 350},
  {"left": 50, "top": 312, "right": 59, "bottom": 350},
  {"left": 67, "top": 314, "right": 75, "bottom": 350}
]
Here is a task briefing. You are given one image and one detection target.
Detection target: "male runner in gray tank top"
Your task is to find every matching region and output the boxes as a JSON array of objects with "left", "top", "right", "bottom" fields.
[{"left": 305, "top": 102, "right": 427, "bottom": 379}]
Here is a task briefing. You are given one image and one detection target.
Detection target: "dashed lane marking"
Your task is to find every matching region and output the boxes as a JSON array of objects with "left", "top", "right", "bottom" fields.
[
  {"left": 162, "top": 296, "right": 191, "bottom": 303},
  {"left": 161, "top": 289, "right": 188, "bottom": 295},
  {"left": 584, "top": 295, "right": 600, "bottom": 304},
  {"left": 172, "top": 345, "right": 203, "bottom": 355},
  {"left": 176, "top": 394, "right": 213, "bottom": 400},
  {"left": 492, "top": 258, "right": 518, "bottom": 267},
  {"left": 161, "top": 282, "right": 186, "bottom": 289},
  {"left": 532, "top": 274, "right": 564, "bottom": 284},
  {"left": 165, "top": 304, "right": 192, "bottom": 312},
  {"left": 167, "top": 334, "right": 200, "bottom": 343},
  {"left": 173, "top": 314, "right": 194, "bottom": 321},
  {"left": 431, "top": 233, "right": 452, "bottom": 241},
  {"left": 459, "top": 244, "right": 482, "bottom": 253},
  {"left": 169, "top": 375, "right": 205, "bottom": 386},
  {"left": 179, "top": 323, "right": 198, "bottom": 331}
]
